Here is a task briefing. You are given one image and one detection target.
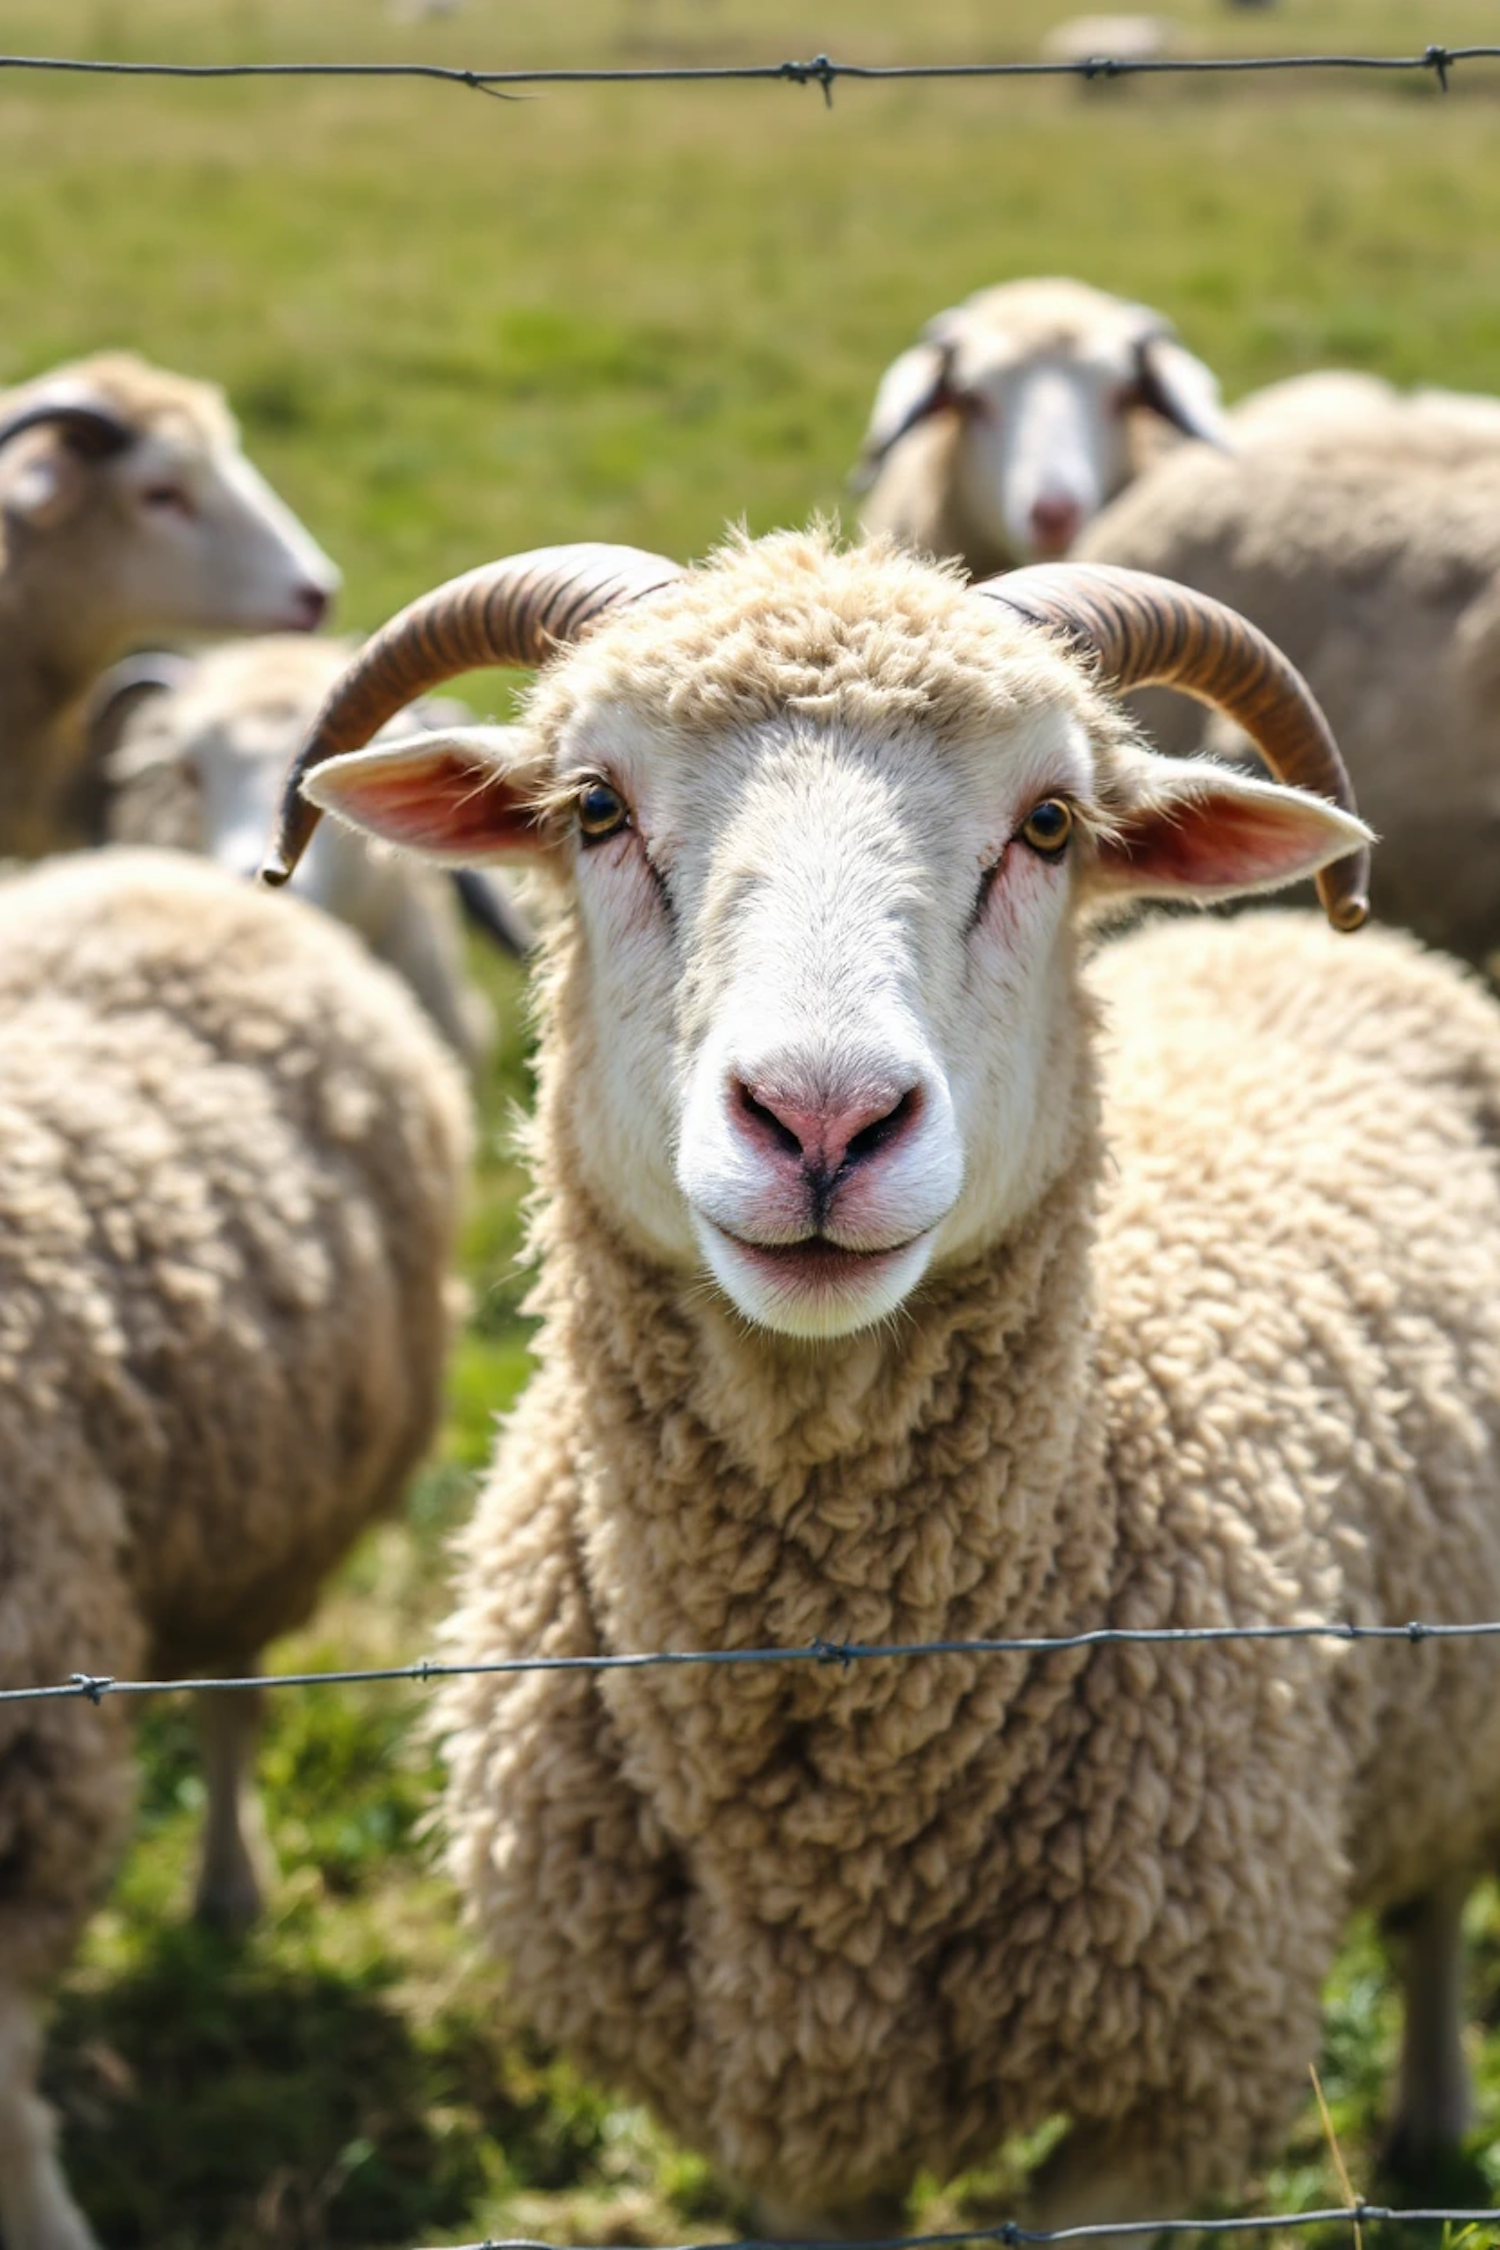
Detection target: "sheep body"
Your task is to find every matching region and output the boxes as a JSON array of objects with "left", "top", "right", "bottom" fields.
[
  {"left": 443, "top": 909, "right": 1500, "bottom": 2215},
  {"left": 0, "top": 849, "right": 468, "bottom": 2246},
  {"left": 1078, "top": 398, "right": 1500, "bottom": 963},
  {"left": 382, "top": 535, "right": 1500, "bottom": 2227}
]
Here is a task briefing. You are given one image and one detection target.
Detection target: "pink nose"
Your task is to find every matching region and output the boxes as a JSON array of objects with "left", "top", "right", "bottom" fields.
[
  {"left": 732, "top": 1076, "right": 924, "bottom": 1176},
  {"left": 1028, "top": 494, "right": 1083, "bottom": 555}
]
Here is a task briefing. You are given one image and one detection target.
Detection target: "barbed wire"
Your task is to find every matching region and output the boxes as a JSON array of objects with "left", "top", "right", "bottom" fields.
[
  {"left": 422, "top": 2208, "right": 1500, "bottom": 2250},
  {"left": 0, "top": 46, "right": 1497, "bottom": 106},
  {"left": 11, "top": 1614, "right": 1500, "bottom": 1709}
]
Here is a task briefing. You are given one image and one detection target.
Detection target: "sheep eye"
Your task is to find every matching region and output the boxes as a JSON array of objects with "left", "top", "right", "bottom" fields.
[
  {"left": 577, "top": 780, "right": 630, "bottom": 844},
  {"left": 142, "top": 483, "right": 195, "bottom": 518},
  {"left": 1019, "top": 798, "right": 1073, "bottom": 858}
]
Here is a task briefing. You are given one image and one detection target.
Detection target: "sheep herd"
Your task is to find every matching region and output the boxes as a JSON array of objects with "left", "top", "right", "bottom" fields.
[{"left": 1, "top": 285, "right": 1499, "bottom": 2246}]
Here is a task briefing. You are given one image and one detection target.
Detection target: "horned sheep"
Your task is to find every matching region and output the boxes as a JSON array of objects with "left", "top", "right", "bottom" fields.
[
  {"left": 0, "top": 351, "right": 339, "bottom": 860},
  {"left": 854, "top": 277, "right": 1228, "bottom": 578},
  {"left": 0, "top": 848, "right": 468, "bottom": 2250},
  {"left": 1078, "top": 380, "right": 1500, "bottom": 964},
  {"left": 269, "top": 529, "right": 1500, "bottom": 2231},
  {"left": 88, "top": 634, "right": 533, "bottom": 1067}
]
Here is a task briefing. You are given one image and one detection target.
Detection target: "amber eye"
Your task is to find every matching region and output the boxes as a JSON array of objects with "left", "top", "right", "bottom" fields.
[
  {"left": 1019, "top": 798, "right": 1074, "bottom": 858},
  {"left": 577, "top": 780, "right": 630, "bottom": 844}
]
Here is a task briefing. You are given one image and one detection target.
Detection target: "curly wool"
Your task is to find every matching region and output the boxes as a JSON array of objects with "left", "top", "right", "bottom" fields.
[
  {"left": 443, "top": 904, "right": 1500, "bottom": 2215},
  {"left": 0, "top": 848, "right": 470, "bottom": 1994}
]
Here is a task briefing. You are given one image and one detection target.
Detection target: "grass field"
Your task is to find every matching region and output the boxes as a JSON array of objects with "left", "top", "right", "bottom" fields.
[{"left": 8, "top": 2, "right": 1500, "bottom": 2241}]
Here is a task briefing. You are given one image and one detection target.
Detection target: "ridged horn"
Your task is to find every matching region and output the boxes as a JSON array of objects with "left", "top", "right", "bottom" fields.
[
  {"left": 976, "top": 562, "right": 1369, "bottom": 930},
  {"left": 0, "top": 386, "right": 135, "bottom": 461},
  {"left": 261, "top": 542, "right": 684, "bottom": 884}
]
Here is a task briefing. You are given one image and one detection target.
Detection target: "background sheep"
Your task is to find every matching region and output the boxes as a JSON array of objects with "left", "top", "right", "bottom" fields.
[
  {"left": 0, "top": 847, "right": 469, "bottom": 2250},
  {"left": 853, "top": 277, "right": 1228, "bottom": 578},
  {"left": 0, "top": 352, "right": 339, "bottom": 861},
  {"left": 88, "top": 636, "right": 533, "bottom": 1067},
  {"left": 267, "top": 533, "right": 1500, "bottom": 2233},
  {"left": 1077, "top": 387, "right": 1500, "bottom": 964}
]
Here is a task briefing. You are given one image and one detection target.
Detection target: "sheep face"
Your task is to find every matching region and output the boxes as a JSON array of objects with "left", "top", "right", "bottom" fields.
[
  {"left": 857, "top": 280, "right": 1227, "bottom": 566},
  {"left": 0, "top": 354, "right": 339, "bottom": 659},
  {"left": 951, "top": 341, "right": 1151, "bottom": 563},
  {"left": 305, "top": 536, "right": 1361, "bottom": 1341}
]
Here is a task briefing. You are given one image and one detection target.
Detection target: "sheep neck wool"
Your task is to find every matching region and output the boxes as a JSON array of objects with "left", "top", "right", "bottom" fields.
[{"left": 447, "top": 991, "right": 1140, "bottom": 2201}]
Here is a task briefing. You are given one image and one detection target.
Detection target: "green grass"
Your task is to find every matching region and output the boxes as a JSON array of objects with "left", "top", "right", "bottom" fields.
[{"left": 10, "top": 0, "right": 1500, "bottom": 2238}]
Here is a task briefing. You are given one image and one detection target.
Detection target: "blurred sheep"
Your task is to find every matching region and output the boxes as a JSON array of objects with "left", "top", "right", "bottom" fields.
[
  {"left": 0, "top": 351, "right": 338, "bottom": 859},
  {"left": 0, "top": 848, "right": 469, "bottom": 2250},
  {"left": 854, "top": 278, "right": 1227, "bottom": 577},
  {"left": 90, "top": 636, "right": 533, "bottom": 1068}
]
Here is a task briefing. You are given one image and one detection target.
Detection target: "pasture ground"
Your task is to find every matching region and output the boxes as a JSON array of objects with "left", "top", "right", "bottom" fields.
[{"left": 5, "top": 2, "right": 1500, "bottom": 2240}]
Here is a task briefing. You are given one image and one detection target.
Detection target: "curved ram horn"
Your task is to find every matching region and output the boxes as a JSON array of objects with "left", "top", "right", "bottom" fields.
[
  {"left": 262, "top": 542, "right": 684, "bottom": 884},
  {"left": 976, "top": 561, "right": 1369, "bottom": 931},
  {"left": 0, "top": 385, "right": 135, "bottom": 461}
]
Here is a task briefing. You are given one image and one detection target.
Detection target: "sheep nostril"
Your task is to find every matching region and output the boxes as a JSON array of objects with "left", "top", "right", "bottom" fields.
[
  {"left": 290, "top": 583, "right": 330, "bottom": 632},
  {"left": 845, "top": 1085, "right": 923, "bottom": 1168},
  {"left": 733, "top": 1079, "right": 806, "bottom": 1162}
]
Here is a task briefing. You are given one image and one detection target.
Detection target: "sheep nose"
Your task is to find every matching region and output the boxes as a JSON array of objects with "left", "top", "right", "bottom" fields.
[
  {"left": 288, "top": 582, "right": 331, "bottom": 632},
  {"left": 731, "top": 1076, "right": 925, "bottom": 1176},
  {"left": 1027, "top": 494, "right": 1083, "bottom": 556}
]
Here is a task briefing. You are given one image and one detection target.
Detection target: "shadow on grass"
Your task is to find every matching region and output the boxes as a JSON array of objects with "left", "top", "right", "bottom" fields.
[{"left": 44, "top": 1914, "right": 523, "bottom": 2250}]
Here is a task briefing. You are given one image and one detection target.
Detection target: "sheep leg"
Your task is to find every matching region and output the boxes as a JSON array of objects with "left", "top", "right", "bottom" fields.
[
  {"left": 1382, "top": 1878, "right": 1473, "bottom": 2167},
  {"left": 1024, "top": 2115, "right": 1204, "bottom": 2249},
  {"left": 749, "top": 2191, "right": 907, "bottom": 2242},
  {"left": 0, "top": 1992, "right": 97, "bottom": 2250},
  {"left": 193, "top": 1674, "right": 275, "bottom": 1931}
]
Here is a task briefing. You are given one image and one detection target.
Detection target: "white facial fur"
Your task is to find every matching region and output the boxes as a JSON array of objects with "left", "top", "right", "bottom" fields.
[
  {"left": 958, "top": 345, "right": 1138, "bottom": 564},
  {"left": 534, "top": 698, "right": 1099, "bottom": 1339},
  {"left": 102, "top": 428, "right": 341, "bottom": 638}
]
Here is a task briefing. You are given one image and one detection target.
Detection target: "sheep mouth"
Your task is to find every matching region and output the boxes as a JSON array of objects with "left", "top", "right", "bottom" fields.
[{"left": 707, "top": 1220, "right": 926, "bottom": 1286}]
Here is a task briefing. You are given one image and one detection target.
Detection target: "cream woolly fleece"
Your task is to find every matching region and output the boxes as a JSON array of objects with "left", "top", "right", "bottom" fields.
[
  {"left": 0, "top": 848, "right": 470, "bottom": 1994},
  {"left": 444, "top": 903, "right": 1500, "bottom": 2216}
]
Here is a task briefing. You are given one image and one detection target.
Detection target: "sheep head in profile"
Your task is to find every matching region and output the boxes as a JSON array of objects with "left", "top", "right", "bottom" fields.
[
  {"left": 269, "top": 532, "right": 1367, "bottom": 1341},
  {"left": 0, "top": 350, "right": 339, "bottom": 659},
  {"left": 855, "top": 279, "right": 1228, "bottom": 575}
]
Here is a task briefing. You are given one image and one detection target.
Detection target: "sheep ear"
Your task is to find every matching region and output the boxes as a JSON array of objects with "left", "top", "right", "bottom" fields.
[
  {"left": 851, "top": 332, "right": 967, "bottom": 492},
  {"left": 1090, "top": 760, "right": 1373, "bottom": 906},
  {"left": 0, "top": 434, "right": 88, "bottom": 529},
  {"left": 1128, "top": 335, "right": 1231, "bottom": 449},
  {"left": 299, "top": 725, "right": 551, "bottom": 866}
]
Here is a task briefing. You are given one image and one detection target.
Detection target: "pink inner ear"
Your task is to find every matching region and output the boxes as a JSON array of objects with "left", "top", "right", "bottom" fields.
[
  {"left": 335, "top": 750, "right": 540, "bottom": 855},
  {"left": 1102, "top": 788, "right": 1332, "bottom": 894}
]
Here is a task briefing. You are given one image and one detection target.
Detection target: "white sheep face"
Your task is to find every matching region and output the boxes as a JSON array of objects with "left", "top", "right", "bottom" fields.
[
  {"left": 0, "top": 402, "right": 339, "bottom": 647},
  {"left": 303, "top": 543, "right": 1364, "bottom": 1343},
  {"left": 550, "top": 698, "right": 1098, "bottom": 1338},
  {"left": 858, "top": 280, "right": 1228, "bottom": 564},
  {"left": 957, "top": 344, "right": 1145, "bottom": 563}
]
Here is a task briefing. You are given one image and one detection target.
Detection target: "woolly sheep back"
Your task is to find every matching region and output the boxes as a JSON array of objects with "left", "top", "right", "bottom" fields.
[
  {"left": 1077, "top": 402, "right": 1500, "bottom": 962},
  {"left": 441, "top": 891, "right": 1500, "bottom": 2220},
  {"left": 0, "top": 847, "right": 470, "bottom": 2000}
]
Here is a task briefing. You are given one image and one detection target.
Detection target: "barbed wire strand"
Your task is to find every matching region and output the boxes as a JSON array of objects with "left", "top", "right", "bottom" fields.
[
  {"left": 0, "top": 47, "right": 1495, "bottom": 106},
  {"left": 12, "top": 1615, "right": 1500, "bottom": 1709},
  {"left": 420, "top": 2208, "right": 1500, "bottom": 2250}
]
